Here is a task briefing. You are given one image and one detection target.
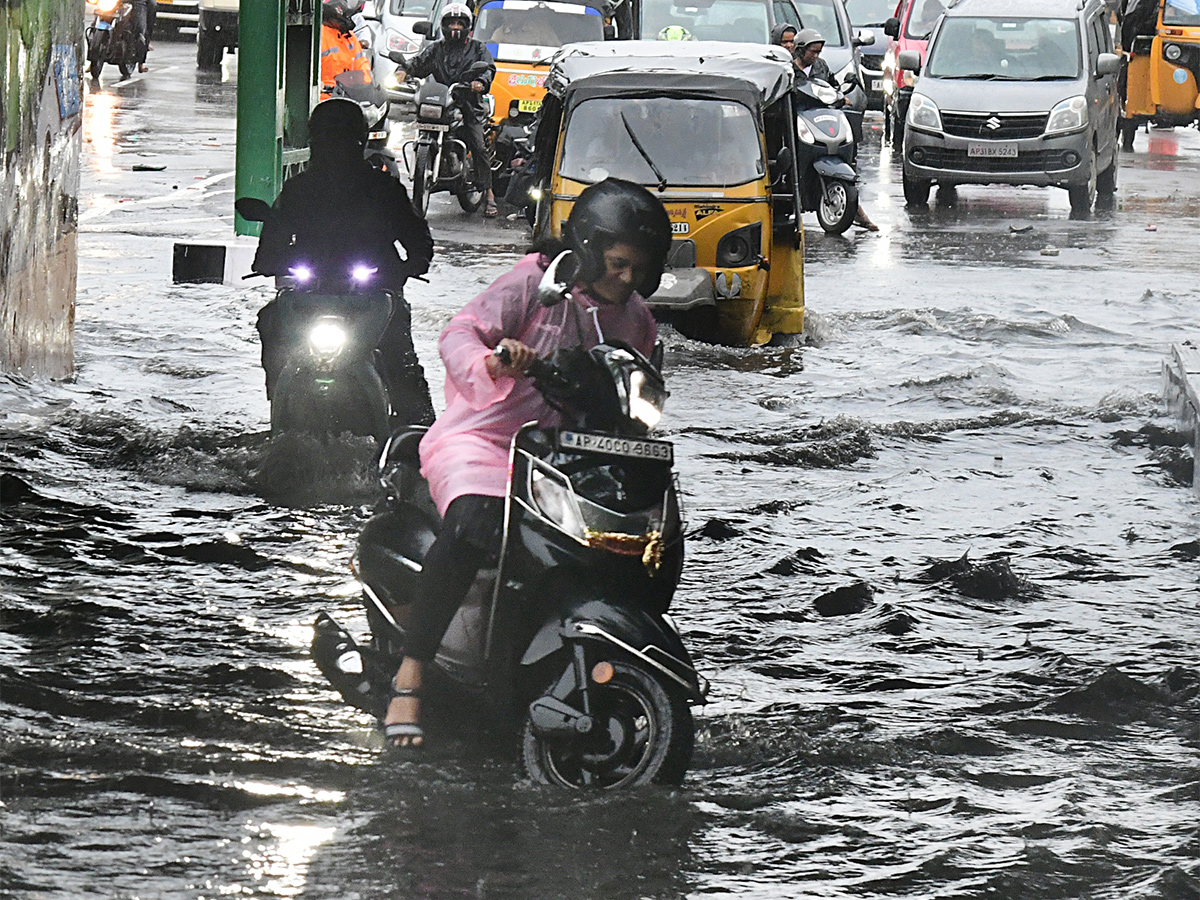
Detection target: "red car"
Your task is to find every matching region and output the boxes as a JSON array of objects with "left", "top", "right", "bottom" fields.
[{"left": 880, "top": 0, "right": 944, "bottom": 146}]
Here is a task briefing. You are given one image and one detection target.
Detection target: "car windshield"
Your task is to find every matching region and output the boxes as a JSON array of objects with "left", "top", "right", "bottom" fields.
[
  {"left": 475, "top": 1, "right": 605, "bottom": 52},
  {"left": 388, "top": 0, "right": 434, "bottom": 16},
  {"left": 905, "top": 0, "right": 943, "bottom": 38},
  {"left": 926, "top": 17, "right": 1081, "bottom": 80},
  {"left": 844, "top": 0, "right": 896, "bottom": 27},
  {"left": 1164, "top": 0, "right": 1200, "bottom": 26},
  {"left": 639, "top": 0, "right": 771, "bottom": 42},
  {"left": 560, "top": 97, "right": 764, "bottom": 188},
  {"left": 791, "top": 0, "right": 846, "bottom": 44}
]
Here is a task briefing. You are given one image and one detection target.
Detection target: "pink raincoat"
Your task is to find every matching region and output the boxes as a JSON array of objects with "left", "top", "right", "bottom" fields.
[{"left": 419, "top": 252, "right": 658, "bottom": 516}]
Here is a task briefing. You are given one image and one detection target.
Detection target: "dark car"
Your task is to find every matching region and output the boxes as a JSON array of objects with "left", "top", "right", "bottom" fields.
[
  {"left": 843, "top": 0, "right": 896, "bottom": 110},
  {"left": 898, "top": 0, "right": 1121, "bottom": 217}
]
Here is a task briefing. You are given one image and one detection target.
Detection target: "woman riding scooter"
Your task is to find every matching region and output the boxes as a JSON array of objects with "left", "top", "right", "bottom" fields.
[{"left": 383, "top": 178, "right": 669, "bottom": 748}]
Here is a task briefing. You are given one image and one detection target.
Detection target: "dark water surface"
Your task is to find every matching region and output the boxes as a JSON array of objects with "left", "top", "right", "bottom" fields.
[{"left": 2, "top": 43, "right": 1198, "bottom": 899}]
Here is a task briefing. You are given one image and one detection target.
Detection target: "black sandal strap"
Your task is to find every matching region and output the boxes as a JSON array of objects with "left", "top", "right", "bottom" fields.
[{"left": 389, "top": 684, "right": 421, "bottom": 700}]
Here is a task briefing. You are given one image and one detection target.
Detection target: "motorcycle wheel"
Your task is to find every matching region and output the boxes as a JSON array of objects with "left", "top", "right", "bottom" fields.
[
  {"left": 411, "top": 144, "right": 432, "bottom": 217},
  {"left": 522, "top": 660, "right": 694, "bottom": 789},
  {"left": 89, "top": 57, "right": 104, "bottom": 78},
  {"left": 816, "top": 179, "right": 858, "bottom": 235}
]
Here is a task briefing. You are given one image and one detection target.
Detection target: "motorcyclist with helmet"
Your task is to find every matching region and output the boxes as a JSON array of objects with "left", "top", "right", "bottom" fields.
[
  {"left": 793, "top": 29, "right": 880, "bottom": 232},
  {"left": 392, "top": 3, "right": 500, "bottom": 217},
  {"left": 381, "top": 178, "right": 670, "bottom": 748},
  {"left": 320, "top": 0, "right": 374, "bottom": 94},
  {"left": 251, "top": 98, "right": 436, "bottom": 426}
]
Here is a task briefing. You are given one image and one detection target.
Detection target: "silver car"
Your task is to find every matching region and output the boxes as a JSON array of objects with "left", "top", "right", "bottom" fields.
[{"left": 899, "top": 0, "right": 1121, "bottom": 217}]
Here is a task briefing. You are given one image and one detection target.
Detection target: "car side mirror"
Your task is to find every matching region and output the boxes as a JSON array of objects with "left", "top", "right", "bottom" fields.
[
  {"left": 883, "top": 16, "right": 900, "bottom": 39},
  {"left": 413, "top": 20, "right": 432, "bottom": 36},
  {"left": 853, "top": 29, "right": 875, "bottom": 47},
  {"left": 1095, "top": 52, "right": 1121, "bottom": 77},
  {"left": 897, "top": 49, "right": 921, "bottom": 73},
  {"left": 235, "top": 197, "right": 272, "bottom": 223}
]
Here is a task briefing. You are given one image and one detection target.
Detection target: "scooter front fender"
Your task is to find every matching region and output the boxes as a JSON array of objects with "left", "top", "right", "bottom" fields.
[
  {"left": 813, "top": 156, "right": 858, "bottom": 182},
  {"left": 521, "top": 598, "right": 706, "bottom": 703}
]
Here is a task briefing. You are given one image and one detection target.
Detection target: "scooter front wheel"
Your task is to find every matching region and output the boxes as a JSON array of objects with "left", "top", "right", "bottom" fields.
[
  {"left": 522, "top": 659, "right": 693, "bottom": 789},
  {"left": 411, "top": 144, "right": 432, "bottom": 218},
  {"left": 816, "top": 178, "right": 858, "bottom": 235}
]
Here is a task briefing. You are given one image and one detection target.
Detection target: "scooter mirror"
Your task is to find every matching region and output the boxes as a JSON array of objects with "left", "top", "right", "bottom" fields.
[
  {"left": 235, "top": 197, "right": 272, "bottom": 222},
  {"left": 536, "top": 250, "right": 580, "bottom": 307}
]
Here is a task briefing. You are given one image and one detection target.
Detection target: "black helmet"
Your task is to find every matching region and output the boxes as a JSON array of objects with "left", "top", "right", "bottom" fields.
[
  {"left": 564, "top": 179, "right": 672, "bottom": 298},
  {"left": 308, "top": 97, "right": 367, "bottom": 151},
  {"left": 322, "top": 0, "right": 357, "bottom": 32}
]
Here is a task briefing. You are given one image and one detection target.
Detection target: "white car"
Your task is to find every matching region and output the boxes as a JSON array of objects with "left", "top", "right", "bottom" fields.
[{"left": 361, "top": 0, "right": 435, "bottom": 89}]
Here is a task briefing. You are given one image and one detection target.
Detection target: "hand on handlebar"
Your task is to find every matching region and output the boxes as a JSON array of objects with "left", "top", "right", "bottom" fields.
[
  {"left": 471, "top": 81, "right": 485, "bottom": 93},
  {"left": 487, "top": 339, "right": 537, "bottom": 379}
]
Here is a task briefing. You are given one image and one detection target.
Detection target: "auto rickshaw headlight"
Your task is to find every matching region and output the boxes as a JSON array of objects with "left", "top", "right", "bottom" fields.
[
  {"left": 716, "top": 223, "right": 762, "bottom": 268},
  {"left": 1164, "top": 43, "right": 1183, "bottom": 62},
  {"left": 1045, "top": 96, "right": 1088, "bottom": 136}
]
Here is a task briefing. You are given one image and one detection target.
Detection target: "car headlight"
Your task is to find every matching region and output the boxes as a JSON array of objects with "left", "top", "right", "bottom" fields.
[
  {"left": 308, "top": 317, "right": 347, "bottom": 362},
  {"left": 628, "top": 369, "right": 666, "bottom": 431},
  {"left": 386, "top": 29, "right": 417, "bottom": 55},
  {"left": 1045, "top": 96, "right": 1088, "bottom": 136},
  {"left": 531, "top": 468, "right": 586, "bottom": 539},
  {"left": 907, "top": 93, "right": 942, "bottom": 132}
]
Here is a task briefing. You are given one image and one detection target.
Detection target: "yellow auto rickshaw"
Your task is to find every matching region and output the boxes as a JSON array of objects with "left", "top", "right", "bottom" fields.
[
  {"left": 1119, "top": 0, "right": 1200, "bottom": 148},
  {"left": 530, "top": 41, "right": 805, "bottom": 346}
]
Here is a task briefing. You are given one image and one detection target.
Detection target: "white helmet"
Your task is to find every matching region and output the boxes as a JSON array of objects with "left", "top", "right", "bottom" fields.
[{"left": 440, "top": 2, "right": 473, "bottom": 41}]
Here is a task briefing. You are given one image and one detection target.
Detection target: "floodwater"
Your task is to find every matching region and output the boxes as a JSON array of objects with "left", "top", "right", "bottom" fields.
[{"left": 2, "top": 42, "right": 1199, "bottom": 900}]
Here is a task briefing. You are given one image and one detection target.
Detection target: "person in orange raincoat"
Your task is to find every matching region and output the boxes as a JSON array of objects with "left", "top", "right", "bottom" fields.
[{"left": 320, "top": 0, "right": 373, "bottom": 94}]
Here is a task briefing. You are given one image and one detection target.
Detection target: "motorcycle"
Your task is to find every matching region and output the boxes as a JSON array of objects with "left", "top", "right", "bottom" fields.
[
  {"left": 794, "top": 74, "right": 861, "bottom": 235},
  {"left": 326, "top": 71, "right": 403, "bottom": 181},
  {"left": 399, "top": 60, "right": 494, "bottom": 217},
  {"left": 235, "top": 197, "right": 427, "bottom": 442},
  {"left": 312, "top": 262, "right": 705, "bottom": 788},
  {"left": 85, "top": 0, "right": 142, "bottom": 80},
  {"left": 491, "top": 101, "right": 538, "bottom": 221}
]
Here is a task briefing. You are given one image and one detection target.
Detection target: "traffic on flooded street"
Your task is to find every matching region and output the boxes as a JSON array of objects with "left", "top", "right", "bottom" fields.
[{"left": 2, "top": 14, "right": 1199, "bottom": 900}]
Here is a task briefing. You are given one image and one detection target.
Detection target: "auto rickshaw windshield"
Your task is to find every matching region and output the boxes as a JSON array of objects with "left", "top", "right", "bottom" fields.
[
  {"left": 559, "top": 97, "right": 765, "bottom": 187},
  {"left": 1163, "top": 0, "right": 1200, "bottom": 26}
]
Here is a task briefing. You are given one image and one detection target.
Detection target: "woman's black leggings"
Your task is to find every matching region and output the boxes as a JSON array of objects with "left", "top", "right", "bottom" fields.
[{"left": 403, "top": 494, "right": 505, "bottom": 663}]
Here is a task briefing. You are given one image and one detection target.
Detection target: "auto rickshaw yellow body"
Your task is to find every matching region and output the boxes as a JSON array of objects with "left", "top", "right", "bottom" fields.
[
  {"left": 531, "top": 42, "right": 805, "bottom": 346},
  {"left": 1120, "top": 0, "right": 1200, "bottom": 141}
]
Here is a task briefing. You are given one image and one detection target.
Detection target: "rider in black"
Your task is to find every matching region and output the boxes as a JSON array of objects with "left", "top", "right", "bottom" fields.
[
  {"left": 252, "top": 99, "right": 436, "bottom": 425},
  {"left": 394, "top": 3, "right": 499, "bottom": 217}
]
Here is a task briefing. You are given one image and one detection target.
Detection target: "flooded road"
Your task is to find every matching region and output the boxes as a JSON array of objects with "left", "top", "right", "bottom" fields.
[{"left": 2, "top": 41, "right": 1198, "bottom": 899}]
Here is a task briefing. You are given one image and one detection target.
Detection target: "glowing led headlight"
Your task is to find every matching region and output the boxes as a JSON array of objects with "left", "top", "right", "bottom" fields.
[
  {"left": 308, "top": 318, "right": 347, "bottom": 360},
  {"left": 97, "top": 0, "right": 120, "bottom": 12},
  {"left": 350, "top": 263, "right": 377, "bottom": 283}
]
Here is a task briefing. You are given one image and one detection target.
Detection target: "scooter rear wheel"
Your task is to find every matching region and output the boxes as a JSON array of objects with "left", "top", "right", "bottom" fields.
[{"left": 522, "top": 659, "right": 693, "bottom": 789}]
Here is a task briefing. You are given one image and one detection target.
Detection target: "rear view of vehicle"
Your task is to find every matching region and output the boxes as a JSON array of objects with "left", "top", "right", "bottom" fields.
[
  {"left": 845, "top": 0, "right": 897, "bottom": 109},
  {"left": 899, "top": 0, "right": 1121, "bottom": 217},
  {"left": 1120, "top": 0, "right": 1200, "bottom": 149},
  {"left": 882, "top": 0, "right": 941, "bottom": 146}
]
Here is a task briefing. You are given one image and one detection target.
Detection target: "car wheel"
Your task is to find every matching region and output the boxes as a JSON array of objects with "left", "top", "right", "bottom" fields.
[
  {"left": 1096, "top": 148, "right": 1118, "bottom": 196},
  {"left": 890, "top": 104, "right": 905, "bottom": 148},
  {"left": 1068, "top": 148, "right": 1097, "bottom": 218},
  {"left": 902, "top": 170, "right": 930, "bottom": 206}
]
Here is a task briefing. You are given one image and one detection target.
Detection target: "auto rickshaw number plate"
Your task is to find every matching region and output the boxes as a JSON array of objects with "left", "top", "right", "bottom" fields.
[
  {"left": 968, "top": 141, "right": 1017, "bottom": 158},
  {"left": 559, "top": 431, "right": 674, "bottom": 463},
  {"left": 518, "top": 99, "right": 542, "bottom": 113}
]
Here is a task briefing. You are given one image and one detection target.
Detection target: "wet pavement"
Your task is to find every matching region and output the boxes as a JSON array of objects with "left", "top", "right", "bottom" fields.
[{"left": 2, "top": 39, "right": 1199, "bottom": 900}]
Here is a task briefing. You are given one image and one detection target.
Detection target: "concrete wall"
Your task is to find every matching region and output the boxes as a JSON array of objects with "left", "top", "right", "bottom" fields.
[{"left": 0, "top": 0, "right": 82, "bottom": 379}]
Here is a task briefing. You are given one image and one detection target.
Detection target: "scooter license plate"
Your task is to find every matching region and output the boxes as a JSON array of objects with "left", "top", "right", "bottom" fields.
[
  {"left": 559, "top": 431, "right": 674, "bottom": 463},
  {"left": 968, "top": 141, "right": 1017, "bottom": 158},
  {"left": 418, "top": 123, "right": 450, "bottom": 132},
  {"left": 96, "top": 19, "right": 112, "bottom": 29}
]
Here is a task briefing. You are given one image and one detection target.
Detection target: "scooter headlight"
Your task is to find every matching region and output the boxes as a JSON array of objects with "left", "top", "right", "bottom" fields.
[
  {"left": 531, "top": 468, "right": 587, "bottom": 539},
  {"left": 308, "top": 317, "right": 348, "bottom": 362},
  {"left": 907, "top": 93, "right": 943, "bottom": 133},
  {"left": 1045, "top": 96, "right": 1088, "bottom": 136},
  {"left": 628, "top": 369, "right": 665, "bottom": 431},
  {"left": 796, "top": 115, "right": 817, "bottom": 144},
  {"left": 96, "top": 0, "right": 119, "bottom": 12}
]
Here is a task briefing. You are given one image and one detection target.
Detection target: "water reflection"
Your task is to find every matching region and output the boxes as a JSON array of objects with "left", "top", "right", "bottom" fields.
[{"left": 83, "top": 89, "right": 120, "bottom": 176}]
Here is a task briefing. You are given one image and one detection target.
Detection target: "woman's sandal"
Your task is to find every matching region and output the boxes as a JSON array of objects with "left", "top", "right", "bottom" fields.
[
  {"left": 483, "top": 202, "right": 499, "bottom": 219},
  {"left": 383, "top": 685, "right": 425, "bottom": 748}
]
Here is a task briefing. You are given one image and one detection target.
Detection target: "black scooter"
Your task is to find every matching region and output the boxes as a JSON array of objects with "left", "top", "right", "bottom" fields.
[
  {"left": 235, "top": 197, "right": 428, "bottom": 442},
  {"left": 313, "top": 257, "right": 706, "bottom": 788},
  {"left": 794, "top": 75, "right": 861, "bottom": 235}
]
